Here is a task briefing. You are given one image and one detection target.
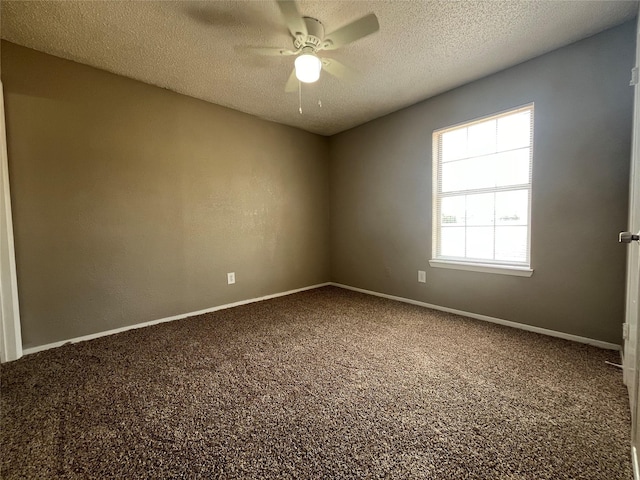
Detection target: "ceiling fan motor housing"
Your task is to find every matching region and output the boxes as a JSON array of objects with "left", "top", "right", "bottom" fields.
[{"left": 294, "top": 17, "right": 324, "bottom": 51}]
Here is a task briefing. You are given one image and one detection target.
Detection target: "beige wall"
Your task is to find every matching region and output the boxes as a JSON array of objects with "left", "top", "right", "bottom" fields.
[
  {"left": 2, "top": 42, "right": 330, "bottom": 349},
  {"left": 330, "top": 22, "right": 635, "bottom": 345}
]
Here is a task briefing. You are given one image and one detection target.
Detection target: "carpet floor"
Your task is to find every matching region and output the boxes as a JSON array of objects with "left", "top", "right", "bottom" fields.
[{"left": 1, "top": 286, "right": 632, "bottom": 479}]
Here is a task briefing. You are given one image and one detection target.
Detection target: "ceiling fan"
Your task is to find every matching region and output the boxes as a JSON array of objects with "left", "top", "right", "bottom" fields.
[{"left": 252, "top": 0, "right": 380, "bottom": 92}]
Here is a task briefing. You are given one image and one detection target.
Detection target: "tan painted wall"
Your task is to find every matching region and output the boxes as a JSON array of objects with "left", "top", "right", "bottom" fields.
[
  {"left": 2, "top": 42, "right": 330, "bottom": 349},
  {"left": 329, "top": 22, "right": 635, "bottom": 344},
  {"left": 2, "top": 21, "right": 635, "bottom": 349}
]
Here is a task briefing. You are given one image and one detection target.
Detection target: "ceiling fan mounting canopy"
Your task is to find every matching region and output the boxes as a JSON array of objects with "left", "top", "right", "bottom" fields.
[{"left": 293, "top": 17, "right": 324, "bottom": 52}]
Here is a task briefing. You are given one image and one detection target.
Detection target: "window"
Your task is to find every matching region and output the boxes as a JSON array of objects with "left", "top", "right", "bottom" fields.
[{"left": 431, "top": 104, "right": 534, "bottom": 276}]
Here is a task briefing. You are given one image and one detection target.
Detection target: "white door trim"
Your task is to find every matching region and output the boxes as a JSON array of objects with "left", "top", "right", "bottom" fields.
[
  {"left": 0, "top": 79, "right": 22, "bottom": 363},
  {"left": 624, "top": 6, "right": 640, "bottom": 458}
]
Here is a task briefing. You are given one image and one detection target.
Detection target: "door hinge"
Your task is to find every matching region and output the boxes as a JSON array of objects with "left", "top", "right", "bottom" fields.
[
  {"left": 631, "top": 67, "right": 639, "bottom": 86},
  {"left": 623, "top": 322, "right": 630, "bottom": 340}
]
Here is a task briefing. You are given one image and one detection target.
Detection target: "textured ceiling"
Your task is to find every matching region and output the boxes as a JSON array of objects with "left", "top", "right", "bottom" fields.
[{"left": 1, "top": 1, "right": 638, "bottom": 136}]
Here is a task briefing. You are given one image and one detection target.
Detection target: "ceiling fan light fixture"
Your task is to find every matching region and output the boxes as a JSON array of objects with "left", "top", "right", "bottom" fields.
[{"left": 294, "top": 53, "right": 322, "bottom": 83}]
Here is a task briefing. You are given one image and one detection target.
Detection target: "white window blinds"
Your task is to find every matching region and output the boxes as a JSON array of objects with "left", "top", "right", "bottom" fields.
[{"left": 432, "top": 104, "right": 534, "bottom": 267}]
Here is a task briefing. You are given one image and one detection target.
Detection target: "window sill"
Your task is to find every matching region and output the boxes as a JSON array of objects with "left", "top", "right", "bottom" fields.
[{"left": 429, "top": 260, "right": 534, "bottom": 277}]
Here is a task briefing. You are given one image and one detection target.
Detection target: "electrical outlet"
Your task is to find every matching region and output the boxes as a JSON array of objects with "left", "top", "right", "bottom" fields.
[
  {"left": 418, "top": 270, "right": 426, "bottom": 283},
  {"left": 227, "top": 272, "right": 235, "bottom": 285}
]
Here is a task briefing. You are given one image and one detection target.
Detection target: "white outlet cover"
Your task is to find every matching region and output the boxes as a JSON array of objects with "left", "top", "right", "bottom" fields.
[
  {"left": 418, "top": 270, "right": 426, "bottom": 283},
  {"left": 227, "top": 272, "right": 235, "bottom": 284}
]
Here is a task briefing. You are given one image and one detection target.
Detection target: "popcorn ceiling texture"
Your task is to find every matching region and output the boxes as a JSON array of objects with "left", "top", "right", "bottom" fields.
[
  {"left": 0, "top": 0, "right": 636, "bottom": 135},
  {"left": 0, "top": 287, "right": 632, "bottom": 479}
]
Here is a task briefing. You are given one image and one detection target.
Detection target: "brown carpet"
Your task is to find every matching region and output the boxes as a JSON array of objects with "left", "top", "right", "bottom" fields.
[{"left": 1, "top": 286, "right": 632, "bottom": 479}]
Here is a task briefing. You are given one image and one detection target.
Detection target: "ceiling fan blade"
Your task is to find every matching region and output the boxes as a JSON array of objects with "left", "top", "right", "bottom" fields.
[
  {"left": 322, "top": 13, "right": 379, "bottom": 50},
  {"left": 276, "top": 0, "right": 307, "bottom": 39},
  {"left": 285, "top": 68, "right": 298, "bottom": 92},
  {"left": 247, "top": 46, "right": 298, "bottom": 56},
  {"left": 321, "top": 58, "right": 354, "bottom": 79}
]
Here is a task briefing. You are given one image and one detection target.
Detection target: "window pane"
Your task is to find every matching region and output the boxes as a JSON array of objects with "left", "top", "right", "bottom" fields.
[
  {"left": 495, "top": 190, "right": 528, "bottom": 226},
  {"left": 497, "top": 111, "right": 531, "bottom": 152},
  {"left": 441, "top": 196, "right": 466, "bottom": 226},
  {"left": 466, "top": 193, "right": 494, "bottom": 226},
  {"left": 495, "top": 226, "right": 528, "bottom": 262},
  {"left": 464, "top": 154, "right": 500, "bottom": 190},
  {"left": 467, "top": 119, "right": 496, "bottom": 157},
  {"left": 441, "top": 227, "right": 465, "bottom": 257},
  {"left": 466, "top": 227, "right": 494, "bottom": 260},
  {"left": 441, "top": 128, "right": 467, "bottom": 162},
  {"left": 441, "top": 160, "right": 467, "bottom": 192},
  {"left": 441, "top": 154, "right": 499, "bottom": 192},
  {"left": 495, "top": 148, "right": 530, "bottom": 187}
]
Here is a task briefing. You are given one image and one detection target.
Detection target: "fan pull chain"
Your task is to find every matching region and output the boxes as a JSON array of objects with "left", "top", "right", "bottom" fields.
[{"left": 296, "top": 83, "right": 322, "bottom": 114}]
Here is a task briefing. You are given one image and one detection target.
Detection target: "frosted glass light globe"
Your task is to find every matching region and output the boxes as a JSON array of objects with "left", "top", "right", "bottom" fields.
[{"left": 294, "top": 54, "right": 322, "bottom": 83}]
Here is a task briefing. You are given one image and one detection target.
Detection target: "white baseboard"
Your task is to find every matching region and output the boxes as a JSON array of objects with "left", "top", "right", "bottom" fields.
[
  {"left": 22, "top": 282, "right": 331, "bottom": 356},
  {"left": 633, "top": 446, "right": 639, "bottom": 480},
  {"left": 331, "top": 283, "right": 621, "bottom": 351},
  {"left": 21, "top": 281, "right": 621, "bottom": 356}
]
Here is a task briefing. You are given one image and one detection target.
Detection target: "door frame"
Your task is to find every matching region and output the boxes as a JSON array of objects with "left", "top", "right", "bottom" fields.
[
  {"left": 625, "top": 7, "right": 640, "bottom": 477},
  {"left": 0, "top": 79, "right": 22, "bottom": 363}
]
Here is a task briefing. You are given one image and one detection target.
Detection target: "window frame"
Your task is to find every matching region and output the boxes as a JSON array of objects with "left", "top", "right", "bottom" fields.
[{"left": 430, "top": 104, "right": 534, "bottom": 277}]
